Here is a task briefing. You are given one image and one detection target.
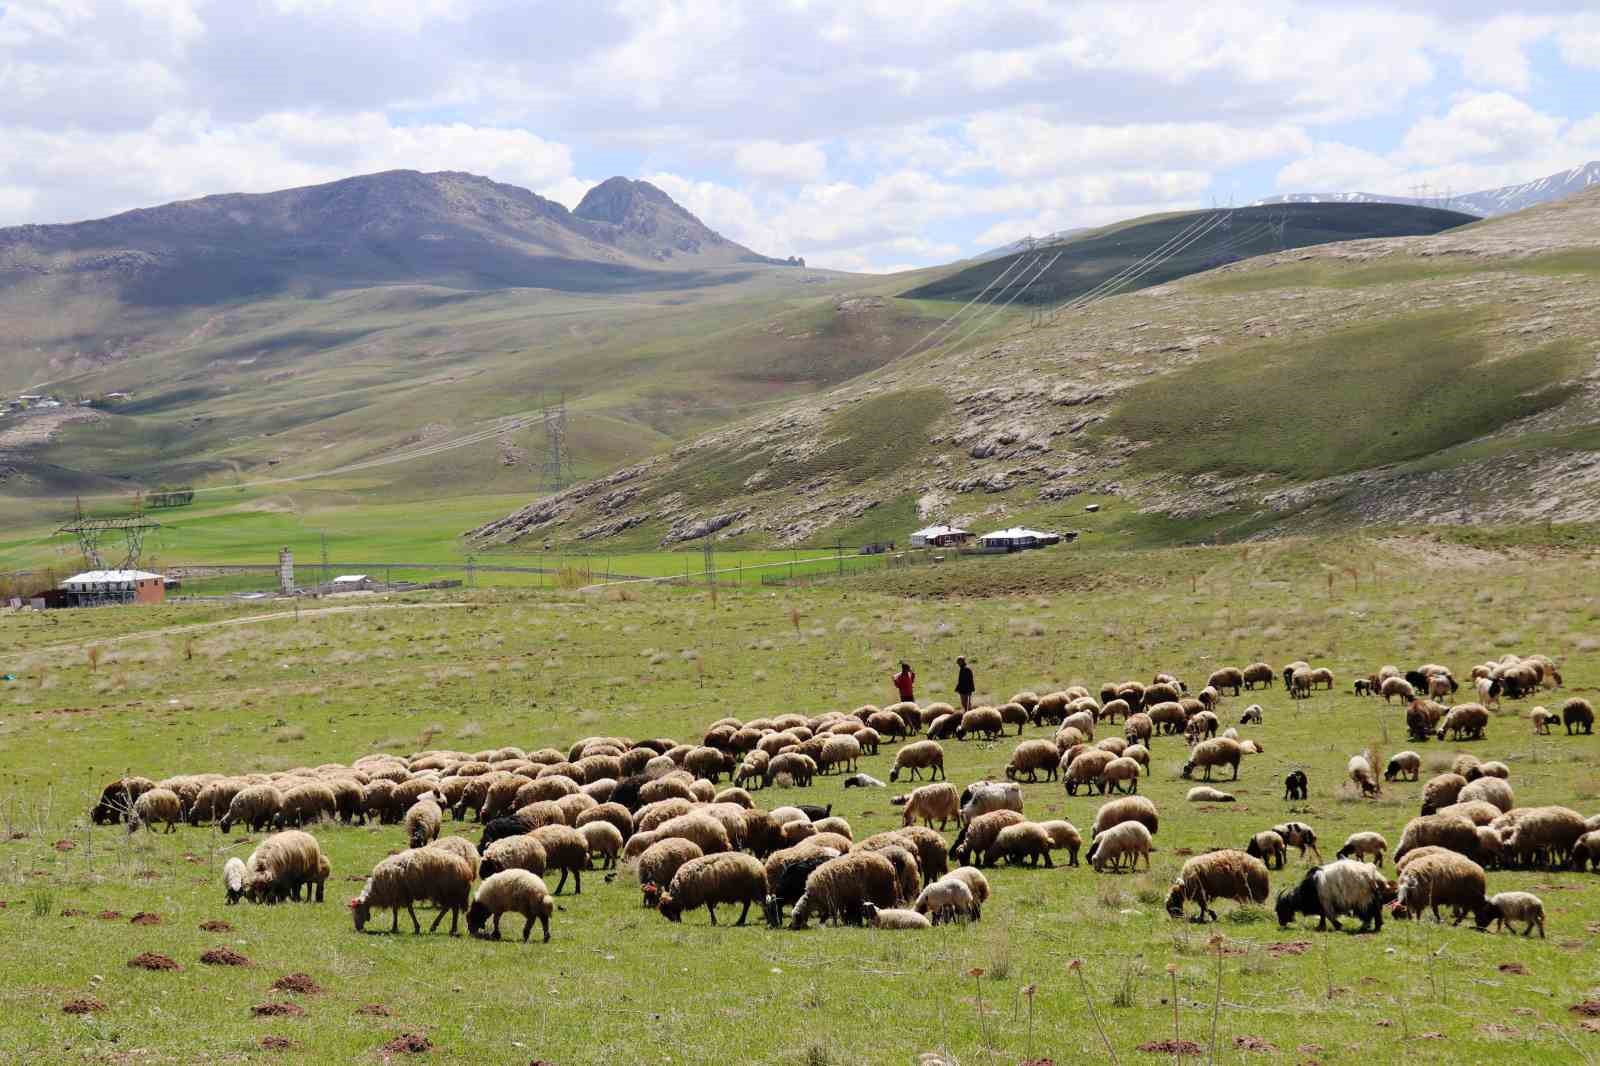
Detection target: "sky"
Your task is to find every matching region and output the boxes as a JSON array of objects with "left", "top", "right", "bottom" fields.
[{"left": 2, "top": 1, "right": 1599, "bottom": 273}]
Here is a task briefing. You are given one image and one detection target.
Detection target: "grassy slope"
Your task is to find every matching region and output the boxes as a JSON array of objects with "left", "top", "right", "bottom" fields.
[{"left": 1, "top": 536, "right": 1599, "bottom": 1063}]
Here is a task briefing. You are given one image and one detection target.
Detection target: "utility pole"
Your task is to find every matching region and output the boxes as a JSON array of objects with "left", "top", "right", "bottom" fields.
[{"left": 320, "top": 530, "right": 329, "bottom": 590}]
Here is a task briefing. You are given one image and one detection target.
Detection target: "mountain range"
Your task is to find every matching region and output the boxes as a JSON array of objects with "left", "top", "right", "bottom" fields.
[{"left": 1255, "top": 161, "right": 1600, "bottom": 217}]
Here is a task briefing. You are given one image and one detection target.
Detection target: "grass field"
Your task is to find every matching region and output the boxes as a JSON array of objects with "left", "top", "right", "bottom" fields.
[{"left": 2, "top": 532, "right": 1599, "bottom": 1063}]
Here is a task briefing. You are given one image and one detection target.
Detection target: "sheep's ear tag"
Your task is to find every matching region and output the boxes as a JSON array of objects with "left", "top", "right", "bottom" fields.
[{"left": 347, "top": 899, "right": 360, "bottom": 909}]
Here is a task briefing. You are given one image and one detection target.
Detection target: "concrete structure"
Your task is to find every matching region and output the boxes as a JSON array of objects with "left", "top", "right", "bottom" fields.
[
  {"left": 61, "top": 569, "right": 166, "bottom": 606},
  {"left": 910, "top": 524, "right": 973, "bottom": 548},
  {"left": 278, "top": 547, "right": 294, "bottom": 594}
]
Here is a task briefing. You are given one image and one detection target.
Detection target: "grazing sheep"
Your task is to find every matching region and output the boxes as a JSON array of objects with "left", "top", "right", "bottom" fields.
[
  {"left": 1353, "top": 679, "right": 1372, "bottom": 697},
  {"left": 529, "top": 825, "right": 590, "bottom": 895},
  {"left": 1086, "top": 820, "right": 1152, "bottom": 872},
  {"left": 90, "top": 776, "right": 155, "bottom": 825},
  {"left": 657, "top": 853, "right": 768, "bottom": 926},
  {"left": 404, "top": 797, "right": 443, "bottom": 849},
  {"left": 635, "top": 838, "right": 704, "bottom": 908},
  {"left": 1098, "top": 698, "right": 1132, "bottom": 723},
  {"left": 1063, "top": 748, "right": 1115, "bottom": 796},
  {"left": 951, "top": 810, "right": 1026, "bottom": 867},
  {"left": 1102, "top": 756, "right": 1142, "bottom": 794},
  {"left": 862, "top": 904, "right": 932, "bottom": 930},
  {"left": 1420, "top": 773, "right": 1468, "bottom": 815},
  {"left": 901, "top": 782, "right": 960, "bottom": 830},
  {"left": 1384, "top": 752, "right": 1421, "bottom": 782},
  {"left": 790, "top": 852, "right": 899, "bottom": 929},
  {"left": 220, "top": 785, "right": 282, "bottom": 834},
  {"left": 1396, "top": 852, "right": 1487, "bottom": 924},
  {"left": 895, "top": 825, "right": 950, "bottom": 882},
  {"left": 1475, "top": 891, "right": 1544, "bottom": 937},
  {"left": 1181, "top": 737, "right": 1243, "bottom": 782},
  {"left": 1207, "top": 667, "right": 1244, "bottom": 696},
  {"left": 1569, "top": 831, "right": 1600, "bottom": 872},
  {"left": 984, "top": 822, "right": 1053, "bottom": 868},
  {"left": 1436, "top": 704, "right": 1489, "bottom": 742},
  {"left": 1457, "top": 777, "right": 1514, "bottom": 814},
  {"left": 1501, "top": 806, "right": 1586, "bottom": 869},
  {"left": 912, "top": 876, "right": 979, "bottom": 925},
  {"left": 467, "top": 870, "right": 554, "bottom": 942},
  {"left": 1289, "top": 669, "right": 1313, "bottom": 699},
  {"left": 1283, "top": 770, "right": 1308, "bottom": 802},
  {"left": 1122, "top": 712, "right": 1153, "bottom": 745},
  {"left": 818, "top": 735, "right": 863, "bottom": 776},
  {"left": 958, "top": 781, "right": 1024, "bottom": 826},
  {"left": 273, "top": 782, "right": 338, "bottom": 829},
  {"left": 1242, "top": 663, "right": 1275, "bottom": 690},
  {"left": 1272, "top": 822, "right": 1322, "bottom": 861},
  {"left": 1463, "top": 760, "right": 1509, "bottom": 782},
  {"left": 1147, "top": 702, "right": 1185, "bottom": 736},
  {"left": 1563, "top": 698, "right": 1594, "bottom": 735},
  {"left": 129, "top": 788, "right": 182, "bottom": 834},
  {"left": 1005, "top": 739, "right": 1060, "bottom": 783},
  {"left": 1347, "top": 755, "right": 1379, "bottom": 798},
  {"left": 890, "top": 741, "right": 945, "bottom": 783},
  {"left": 1238, "top": 704, "right": 1263, "bottom": 725},
  {"left": 945, "top": 866, "right": 991, "bottom": 908},
  {"left": 1186, "top": 786, "right": 1236, "bottom": 803},
  {"left": 1092, "top": 795, "right": 1159, "bottom": 839},
  {"left": 1184, "top": 711, "right": 1220, "bottom": 745},
  {"left": 1380, "top": 677, "right": 1415, "bottom": 704},
  {"left": 350, "top": 846, "right": 473, "bottom": 935},
  {"left": 1394, "top": 815, "right": 1480, "bottom": 864},
  {"left": 1276, "top": 860, "right": 1391, "bottom": 932},
  {"left": 223, "top": 857, "right": 247, "bottom": 905},
  {"left": 1246, "top": 830, "right": 1287, "bottom": 869},
  {"left": 245, "top": 830, "right": 330, "bottom": 904},
  {"left": 1434, "top": 800, "right": 1503, "bottom": 826},
  {"left": 1122, "top": 743, "right": 1151, "bottom": 769},
  {"left": 1166, "top": 850, "right": 1269, "bottom": 921},
  {"left": 579, "top": 821, "right": 624, "bottom": 870},
  {"left": 479, "top": 835, "right": 549, "bottom": 880},
  {"left": 1038, "top": 820, "right": 1082, "bottom": 866},
  {"left": 761, "top": 852, "right": 835, "bottom": 927},
  {"left": 1530, "top": 707, "right": 1553, "bottom": 735},
  {"left": 999, "top": 703, "right": 1031, "bottom": 737}
]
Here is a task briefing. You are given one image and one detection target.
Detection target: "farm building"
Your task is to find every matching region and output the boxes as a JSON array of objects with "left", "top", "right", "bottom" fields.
[
  {"left": 977, "top": 527, "right": 1059, "bottom": 552},
  {"left": 60, "top": 570, "right": 166, "bottom": 607},
  {"left": 909, "top": 524, "right": 973, "bottom": 548},
  {"left": 331, "top": 574, "right": 372, "bottom": 591}
]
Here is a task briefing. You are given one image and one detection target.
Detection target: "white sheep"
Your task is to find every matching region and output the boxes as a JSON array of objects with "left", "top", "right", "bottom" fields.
[
  {"left": 350, "top": 847, "right": 474, "bottom": 935},
  {"left": 912, "top": 876, "right": 978, "bottom": 924},
  {"left": 223, "top": 856, "right": 247, "bottom": 905},
  {"left": 1086, "top": 820, "right": 1152, "bottom": 872},
  {"left": 901, "top": 782, "right": 960, "bottom": 830},
  {"left": 467, "top": 870, "right": 554, "bottom": 942},
  {"left": 1336, "top": 831, "right": 1388, "bottom": 866},
  {"left": 862, "top": 903, "right": 933, "bottom": 930},
  {"left": 1475, "top": 891, "right": 1544, "bottom": 937}
]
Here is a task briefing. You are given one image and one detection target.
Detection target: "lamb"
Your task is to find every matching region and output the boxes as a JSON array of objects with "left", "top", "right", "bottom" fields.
[
  {"left": 467, "top": 870, "right": 554, "bottom": 942},
  {"left": 245, "top": 829, "right": 330, "bottom": 904},
  {"left": 350, "top": 846, "right": 474, "bottom": 934},
  {"left": 789, "top": 852, "right": 899, "bottom": 929},
  {"left": 657, "top": 853, "right": 769, "bottom": 926},
  {"left": 1005, "top": 740, "right": 1060, "bottom": 783},
  {"left": 958, "top": 781, "right": 1024, "bottom": 826},
  {"left": 912, "top": 876, "right": 979, "bottom": 925},
  {"left": 1181, "top": 737, "right": 1243, "bottom": 782},
  {"left": 1238, "top": 704, "right": 1263, "bottom": 725},
  {"left": 579, "top": 821, "right": 625, "bottom": 870},
  {"left": 1165, "top": 849, "right": 1269, "bottom": 921},
  {"left": 944, "top": 866, "right": 991, "bottom": 909},
  {"left": 1456, "top": 777, "right": 1514, "bottom": 814},
  {"left": 404, "top": 797, "right": 443, "bottom": 849},
  {"left": 1395, "top": 851, "right": 1487, "bottom": 923},
  {"left": 1102, "top": 756, "right": 1142, "bottom": 794},
  {"left": 1383, "top": 752, "right": 1421, "bottom": 782},
  {"left": 900, "top": 782, "right": 960, "bottom": 830},
  {"left": 1336, "top": 831, "right": 1388, "bottom": 866},
  {"left": 1283, "top": 770, "right": 1308, "bottom": 802},
  {"left": 530, "top": 825, "right": 590, "bottom": 895},
  {"left": 1419, "top": 773, "right": 1468, "bottom": 815},
  {"left": 223, "top": 857, "right": 247, "bottom": 905},
  {"left": 1393, "top": 814, "right": 1480, "bottom": 864},
  {"left": 1347, "top": 754, "right": 1379, "bottom": 798},
  {"left": 1475, "top": 891, "right": 1544, "bottom": 937},
  {"left": 1530, "top": 707, "right": 1553, "bottom": 735},
  {"left": 862, "top": 903, "right": 932, "bottom": 930},
  {"left": 129, "top": 788, "right": 182, "bottom": 834},
  {"left": 950, "top": 810, "right": 1025, "bottom": 867},
  {"left": 842, "top": 773, "right": 886, "bottom": 789},
  {"left": 478, "top": 835, "right": 548, "bottom": 880},
  {"left": 1272, "top": 822, "right": 1322, "bottom": 861},
  {"left": 1086, "top": 820, "right": 1152, "bottom": 872},
  {"left": 983, "top": 822, "right": 1053, "bottom": 868},
  {"left": 889, "top": 741, "right": 945, "bottom": 782},
  {"left": 1092, "top": 795, "right": 1159, "bottom": 839},
  {"left": 1038, "top": 820, "right": 1082, "bottom": 866},
  {"left": 1563, "top": 697, "right": 1594, "bottom": 735},
  {"left": 1275, "top": 860, "right": 1391, "bottom": 932},
  {"left": 1246, "top": 830, "right": 1287, "bottom": 869},
  {"left": 219, "top": 785, "right": 282, "bottom": 833},
  {"left": 1436, "top": 702, "right": 1489, "bottom": 741},
  {"left": 1187, "top": 786, "right": 1236, "bottom": 803}
]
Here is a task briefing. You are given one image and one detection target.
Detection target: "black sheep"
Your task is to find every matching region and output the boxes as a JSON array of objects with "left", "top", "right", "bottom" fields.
[
  {"left": 795, "top": 804, "right": 832, "bottom": 822},
  {"left": 609, "top": 774, "right": 650, "bottom": 813},
  {"left": 762, "top": 855, "right": 831, "bottom": 927},
  {"left": 1275, "top": 867, "right": 1326, "bottom": 928},
  {"left": 477, "top": 814, "right": 533, "bottom": 854},
  {"left": 1283, "top": 770, "right": 1309, "bottom": 802}
]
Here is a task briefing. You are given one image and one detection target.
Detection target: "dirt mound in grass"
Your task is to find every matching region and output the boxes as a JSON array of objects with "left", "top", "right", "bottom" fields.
[
  {"left": 1570, "top": 1000, "right": 1600, "bottom": 1017},
  {"left": 200, "top": 947, "right": 252, "bottom": 966},
  {"left": 251, "top": 1002, "right": 305, "bottom": 1018},
  {"left": 1499, "top": 962, "right": 1529, "bottom": 975},
  {"left": 198, "top": 919, "right": 233, "bottom": 932},
  {"left": 62, "top": 998, "right": 106, "bottom": 1014},
  {"left": 356, "top": 1003, "right": 393, "bottom": 1017},
  {"left": 97, "top": 910, "right": 122, "bottom": 920},
  {"left": 260, "top": 1036, "right": 296, "bottom": 1051},
  {"left": 1137, "top": 1039, "right": 1206, "bottom": 1055},
  {"left": 381, "top": 1032, "right": 433, "bottom": 1054},
  {"left": 129, "top": 912, "right": 162, "bottom": 925},
  {"left": 127, "top": 952, "right": 180, "bottom": 971},
  {"left": 1235, "top": 1036, "right": 1279, "bottom": 1052},
  {"left": 59, "top": 908, "right": 87, "bottom": 918},
  {"left": 1266, "top": 940, "right": 1313, "bottom": 957},
  {"left": 271, "top": 974, "right": 322, "bottom": 995}
]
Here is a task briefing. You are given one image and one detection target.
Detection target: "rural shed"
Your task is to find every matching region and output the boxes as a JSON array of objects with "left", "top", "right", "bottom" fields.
[
  {"left": 331, "top": 574, "right": 371, "bottom": 590},
  {"left": 977, "top": 527, "right": 1053, "bottom": 551},
  {"left": 910, "top": 524, "right": 973, "bottom": 548},
  {"left": 61, "top": 569, "right": 166, "bottom": 606}
]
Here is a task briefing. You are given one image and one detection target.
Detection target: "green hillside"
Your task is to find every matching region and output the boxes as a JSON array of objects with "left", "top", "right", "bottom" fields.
[{"left": 900, "top": 202, "right": 1475, "bottom": 305}]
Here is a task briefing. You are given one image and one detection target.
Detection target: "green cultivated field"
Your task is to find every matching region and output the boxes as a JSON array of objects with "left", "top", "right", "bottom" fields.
[{"left": 2, "top": 534, "right": 1599, "bottom": 1063}]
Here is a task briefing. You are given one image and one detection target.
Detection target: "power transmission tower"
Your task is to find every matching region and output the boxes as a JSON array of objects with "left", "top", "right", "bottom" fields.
[
  {"left": 56, "top": 496, "right": 159, "bottom": 570},
  {"left": 539, "top": 391, "right": 574, "bottom": 492},
  {"left": 1269, "top": 208, "right": 1289, "bottom": 251}
]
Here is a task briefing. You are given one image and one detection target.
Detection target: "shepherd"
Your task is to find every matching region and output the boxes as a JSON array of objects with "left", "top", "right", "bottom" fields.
[
  {"left": 891, "top": 661, "right": 916, "bottom": 704},
  {"left": 955, "top": 656, "right": 976, "bottom": 712}
]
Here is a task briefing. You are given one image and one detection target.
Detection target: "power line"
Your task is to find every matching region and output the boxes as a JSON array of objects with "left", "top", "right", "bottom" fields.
[
  {"left": 893, "top": 252, "right": 1035, "bottom": 361},
  {"left": 539, "top": 391, "right": 574, "bottom": 492},
  {"left": 1044, "top": 210, "right": 1230, "bottom": 324},
  {"left": 939, "top": 251, "right": 1063, "bottom": 353}
]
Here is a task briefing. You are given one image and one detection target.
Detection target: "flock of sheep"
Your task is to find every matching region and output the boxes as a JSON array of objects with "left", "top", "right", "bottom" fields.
[{"left": 86, "top": 650, "right": 1594, "bottom": 943}]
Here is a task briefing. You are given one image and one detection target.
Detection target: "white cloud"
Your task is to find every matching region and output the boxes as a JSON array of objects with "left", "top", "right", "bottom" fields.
[
  {"left": 1453, "top": 15, "right": 1554, "bottom": 90},
  {"left": 960, "top": 115, "right": 1311, "bottom": 178},
  {"left": 733, "top": 140, "right": 827, "bottom": 183},
  {"left": 1558, "top": 14, "right": 1600, "bottom": 68},
  {"left": 1401, "top": 91, "right": 1566, "bottom": 165}
]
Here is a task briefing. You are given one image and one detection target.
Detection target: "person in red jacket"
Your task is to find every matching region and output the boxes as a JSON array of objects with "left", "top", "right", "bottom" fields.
[{"left": 891, "top": 662, "right": 915, "bottom": 703}]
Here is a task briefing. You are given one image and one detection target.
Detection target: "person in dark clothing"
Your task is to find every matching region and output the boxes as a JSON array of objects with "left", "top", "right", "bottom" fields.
[
  {"left": 891, "top": 662, "right": 916, "bottom": 703},
  {"left": 955, "top": 656, "right": 975, "bottom": 712}
]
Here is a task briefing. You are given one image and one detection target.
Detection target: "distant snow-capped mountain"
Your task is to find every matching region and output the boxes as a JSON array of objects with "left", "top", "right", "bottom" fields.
[
  {"left": 971, "top": 227, "right": 1089, "bottom": 262},
  {"left": 1256, "top": 161, "right": 1600, "bottom": 218}
]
